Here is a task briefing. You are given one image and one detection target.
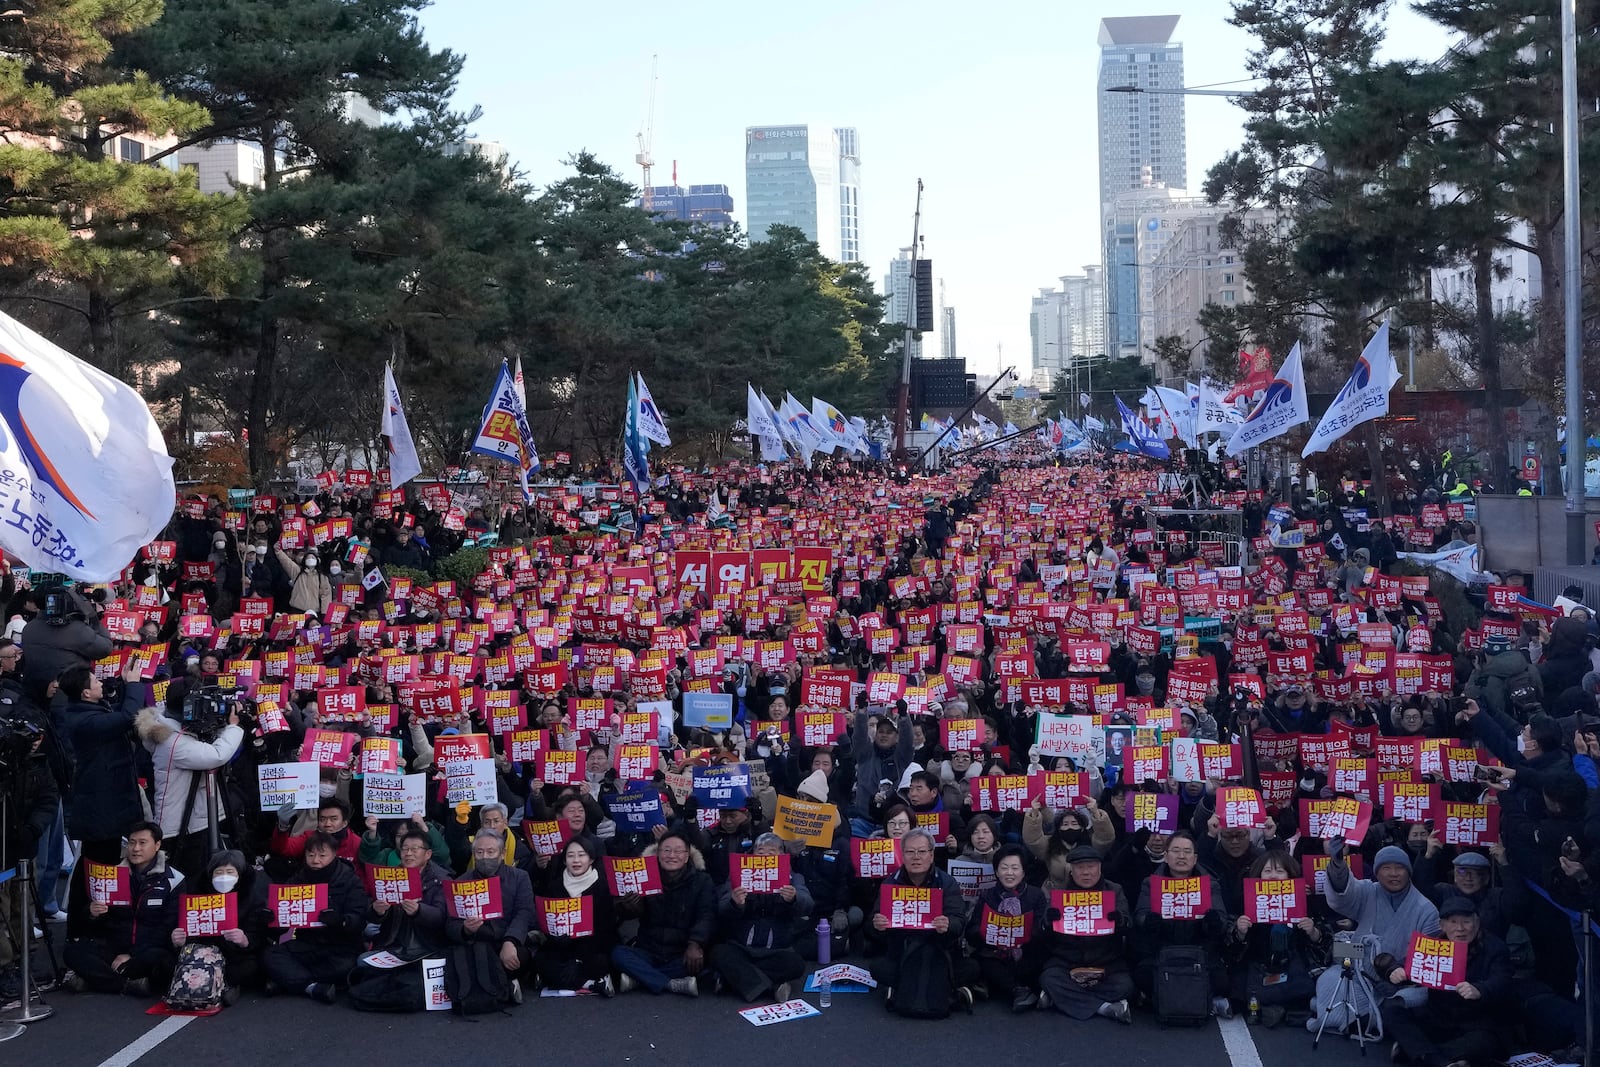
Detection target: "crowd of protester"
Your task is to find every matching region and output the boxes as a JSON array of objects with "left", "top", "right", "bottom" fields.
[{"left": 0, "top": 447, "right": 1591, "bottom": 1064}]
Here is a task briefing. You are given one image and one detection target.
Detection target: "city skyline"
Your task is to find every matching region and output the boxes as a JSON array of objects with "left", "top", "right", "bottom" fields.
[{"left": 416, "top": 1, "right": 1453, "bottom": 379}]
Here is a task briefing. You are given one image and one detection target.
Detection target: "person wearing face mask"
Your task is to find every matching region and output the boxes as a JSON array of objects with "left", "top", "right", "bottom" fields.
[
  {"left": 259, "top": 833, "right": 372, "bottom": 1003},
  {"left": 446, "top": 829, "right": 537, "bottom": 1001},
  {"left": 530, "top": 837, "right": 617, "bottom": 995},
  {"left": 167, "top": 849, "right": 269, "bottom": 1003},
  {"left": 274, "top": 544, "right": 333, "bottom": 615}
]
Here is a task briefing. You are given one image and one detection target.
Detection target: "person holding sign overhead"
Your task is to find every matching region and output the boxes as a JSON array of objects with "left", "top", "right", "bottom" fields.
[{"left": 1378, "top": 897, "right": 1512, "bottom": 1067}]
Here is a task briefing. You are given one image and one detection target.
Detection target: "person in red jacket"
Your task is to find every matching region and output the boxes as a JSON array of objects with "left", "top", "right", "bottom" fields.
[{"left": 272, "top": 798, "right": 362, "bottom": 868}]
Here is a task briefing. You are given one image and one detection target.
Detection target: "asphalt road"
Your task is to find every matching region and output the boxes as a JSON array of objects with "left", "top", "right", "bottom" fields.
[{"left": 8, "top": 975, "right": 1388, "bottom": 1067}]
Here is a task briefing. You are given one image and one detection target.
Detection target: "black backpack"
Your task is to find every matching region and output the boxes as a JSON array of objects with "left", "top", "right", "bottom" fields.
[
  {"left": 348, "top": 963, "right": 426, "bottom": 1014},
  {"left": 886, "top": 936, "right": 952, "bottom": 1020},
  {"left": 443, "top": 941, "right": 509, "bottom": 1015}
]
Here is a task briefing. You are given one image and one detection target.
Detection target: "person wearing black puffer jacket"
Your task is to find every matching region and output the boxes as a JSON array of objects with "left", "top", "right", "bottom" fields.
[
  {"left": 259, "top": 832, "right": 371, "bottom": 1003},
  {"left": 709, "top": 833, "right": 812, "bottom": 1003},
  {"left": 612, "top": 831, "right": 715, "bottom": 996},
  {"left": 62, "top": 821, "right": 180, "bottom": 997},
  {"left": 1037, "top": 844, "right": 1135, "bottom": 1023},
  {"left": 58, "top": 662, "right": 147, "bottom": 939},
  {"left": 963, "top": 844, "right": 1048, "bottom": 1012}
]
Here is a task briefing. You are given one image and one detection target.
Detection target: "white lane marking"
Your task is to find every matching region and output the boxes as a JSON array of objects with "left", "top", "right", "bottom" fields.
[
  {"left": 95, "top": 1014, "right": 196, "bottom": 1067},
  {"left": 1218, "top": 1014, "right": 1266, "bottom": 1067}
]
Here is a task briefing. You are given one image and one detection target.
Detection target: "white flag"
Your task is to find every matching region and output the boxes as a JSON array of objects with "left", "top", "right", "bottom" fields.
[
  {"left": 512, "top": 355, "right": 527, "bottom": 410},
  {"left": 1302, "top": 322, "right": 1401, "bottom": 457},
  {"left": 811, "top": 397, "right": 849, "bottom": 453},
  {"left": 1226, "top": 342, "right": 1309, "bottom": 456},
  {"left": 634, "top": 373, "right": 672, "bottom": 446},
  {"left": 746, "top": 384, "right": 786, "bottom": 461},
  {"left": 0, "top": 310, "right": 174, "bottom": 579},
  {"left": 1198, "top": 377, "right": 1240, "bottom": 433},
  {"left": 382, "top": 364, "right": 423, "bottom": 488}
]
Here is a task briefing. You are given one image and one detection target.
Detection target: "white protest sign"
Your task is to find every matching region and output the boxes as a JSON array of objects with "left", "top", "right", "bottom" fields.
[{"left": 258, "top": 762, "right": 319, "bottom": 810}]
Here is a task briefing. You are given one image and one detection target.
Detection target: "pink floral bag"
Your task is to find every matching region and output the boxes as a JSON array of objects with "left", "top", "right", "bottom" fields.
[{"left": 164, "top": 943, "right": 226, "bottom": 1011}]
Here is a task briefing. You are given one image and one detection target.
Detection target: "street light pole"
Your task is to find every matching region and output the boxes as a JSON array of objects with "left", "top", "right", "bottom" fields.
[{"left": 1561, "top": 0, "right": 1586, "bottom": 562}]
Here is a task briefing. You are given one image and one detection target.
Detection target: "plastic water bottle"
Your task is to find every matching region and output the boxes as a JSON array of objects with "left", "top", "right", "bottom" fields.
[
  {"left": 819, "top": 978, "right": 832, "bottom": 1008},
  {"left": 816, "top": 918, "right": 831, "bottom": 967},
  {"left": 1247, "top": 995, "right": 1260, "bottom": 1025}
]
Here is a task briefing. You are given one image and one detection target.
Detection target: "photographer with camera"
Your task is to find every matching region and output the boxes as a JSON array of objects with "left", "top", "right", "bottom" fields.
[
  {"left": 58, "top": 661, "right": 146, "bottom": 938},
  {"left": 19, "top": 586, "right": 112, "bottom": 706},
  {"left": 0, "top": 693, "right": 58, "bottom": 1003},
  {"left": 135, "top": 688, "right": 246, "bottom": 882}
]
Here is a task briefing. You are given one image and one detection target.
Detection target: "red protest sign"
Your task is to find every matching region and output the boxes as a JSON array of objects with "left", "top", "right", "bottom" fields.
[
  {"left": 269, "top": 882, "right": 329, "bottom": 928},
  {"left": 969, "top": 774, "right": 1038, "bottom": 813},
  {"left": 181, "top": 892, "right": 237, "bottom": 937},
  {"left": 940, "top": 717, "right": 980, "bottom": 752},
  {"left": 1405, "top": 932, "right": 1467, "bottom": 990},
  {"left": 433, "top": 733, "right": 492, "bottom": 772},
  {"left": 1244, "top": 877, "right": 1306, "bottom": 923},
  {"left": 366, "top": 865, "right": 422, "bottom": 903},
  {"left": 732, "top": 853, "right": 792, "bottom": 894},
  {"left": 1299, "top": 797, "right": 1372, "bottom": 842},
  {"left": 604, "top": 855, "right": 663, "bottom": 896},
  {"left": 1151, "top": 876, "right": 1211, "bottom": 920},
  {"left": 536, "top": 895, "right": 595, "bottom": 938},
  {"left": 521, "top": 819, "right": 570, "bottom": 858},
  {"left": 446, "top": 877, "right": 505, "bottom": 920},
  {"left": 1217, "top": 786, "right": 1266, "bottom": 829},
  {"left": 852, "top": 838, "right": 901, "bottom": 878},
  {"left": 1441, "top": 802, "right": 1500, "bottom": 846},
  {"left": 298, "top": 729, "right": 356, "bottom": 768},
  {"left": 536, "top": 749, "right": 580, "bottom": 785},
  {"left": 1385, "top": 783, "right": 1441, "bottom": 823},
  {"left": 880, "top": 884, "right": 940, "bottom": 930},
  {"left": 980, "top": 906, "right": 1034, "bottom": 948},
  {"left": 1051, "top": 889, "right": 1116, "bottom": 935},
  {"left": 86, "top": 861, "right": 131, "bottom": 906},
  {"left": 317, "top": 686, "right": 366, "bottom": 722}
]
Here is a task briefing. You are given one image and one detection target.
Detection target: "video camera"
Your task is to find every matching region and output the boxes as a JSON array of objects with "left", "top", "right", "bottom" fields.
[
  {"left": 0, "top": 694, "right": 41, "bottom": 775},
  {"left": 180, "top": 685, "right": 254, "bottom": 743}
]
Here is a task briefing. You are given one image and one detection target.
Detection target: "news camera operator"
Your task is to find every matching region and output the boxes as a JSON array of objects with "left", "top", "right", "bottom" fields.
[
  {"left": 136, "top": 687, "right": 247, "bottom": 881},
  {"left": 59, "top": 661, "right": 147, "bottom": 938},
  {"left": 20, "top": 586, "right": 113, "bottom": 705},
  {"left": 0, "top": 694, "right": 58, "bottom": 1002}
]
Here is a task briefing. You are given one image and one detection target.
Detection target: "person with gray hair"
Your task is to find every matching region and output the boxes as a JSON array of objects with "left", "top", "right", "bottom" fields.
[
  {"left": 443, "top": 827, "right": 538, "bottom": 1002},
  {"left": 707, "top": 832, "right": 813, "bottom": 1003},
  {"left": 869, "top": 827, "right": 978, "bottom": 1015}
]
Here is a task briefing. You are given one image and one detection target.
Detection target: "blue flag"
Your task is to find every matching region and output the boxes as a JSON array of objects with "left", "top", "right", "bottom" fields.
[
  {"left": 1116, "top": 396, "right": 1170, "bottom": 460},
  {"left": 623, "top": 373, "right": 650, "bottom": 492}
]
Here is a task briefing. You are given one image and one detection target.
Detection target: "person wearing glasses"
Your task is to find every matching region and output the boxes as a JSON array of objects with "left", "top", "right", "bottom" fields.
[
  {"left": 365, "top": 828, "right": 451, "bottom": 958},
  {"left": 1132, "top": 829, "right": 1231, "bottom": 1017},
  {"left": 613, "top": 829, "right": 715, "bottom": 996},
  {"left": 869, "top": 827, "right": 977, "bottom": 1016}
]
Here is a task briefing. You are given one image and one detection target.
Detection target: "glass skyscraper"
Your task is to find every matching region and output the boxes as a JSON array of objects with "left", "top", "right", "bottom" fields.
[
  {"left": 744, "top": 125, "right": 860, "bottom": 262},
  {"left": 1097, "top": 16, "right": 1187, "bottom": 360}
]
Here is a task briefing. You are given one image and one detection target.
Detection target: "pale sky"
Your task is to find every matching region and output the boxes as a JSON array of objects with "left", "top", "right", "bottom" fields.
[{"left": 418, "top": 0, "right": 1455, "bottom": 381}]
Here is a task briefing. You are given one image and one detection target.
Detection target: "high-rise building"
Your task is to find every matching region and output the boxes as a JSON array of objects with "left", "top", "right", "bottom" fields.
[
  {"left": 444, "top": 138, "right": 510, "bottom": 175},
  {"left": 1030, "top": 266, "right": 1105, "bottom": 385},
  {"left": 637, "top": 184, "right": 735, "bottom": 228},
  {"left": 884, "top": 248, "right": 923, "bottom": 359},
  {"left": 1097, "top": 16, "right": 1188, "bottom": 362},
  {"left": 745, "top": 125, "right": 860, "bottom": 262},
  {"left": 1146, "top": 207, "right": 1271, "bottom": 377},
  {"left": 940, "top": 306, "right": 957, "bottom": 361}
]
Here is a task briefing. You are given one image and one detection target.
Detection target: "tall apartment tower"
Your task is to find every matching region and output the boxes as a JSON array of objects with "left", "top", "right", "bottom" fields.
[
  {"left": 1097, "top": 16, "right": 1188, "bottom": 360},
  {"left": 745, "top": 125, "right": 860, "bottom": 262}
]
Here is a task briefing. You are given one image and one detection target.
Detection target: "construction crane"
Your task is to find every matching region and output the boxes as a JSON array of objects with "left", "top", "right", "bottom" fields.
[{"left": 636, "top": 55, "right": 658, "bottom": 213}]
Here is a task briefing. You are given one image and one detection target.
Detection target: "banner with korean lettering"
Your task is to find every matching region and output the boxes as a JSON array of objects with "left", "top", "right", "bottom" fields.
[
  {"left": 692, "top": 763, "right": 751, "bottom": 808},
  {"left": 1405, "top": 932, "right": 1467, "bottom": 990},
  {"left": 1299, "top": 797, "right": 1372, "bottom": 842},
  {"left": 604, "top": 855, "right": 663, "bottom": 897},
  {"left": 1244, "top": 877, "right": 1306, "bottom": 923},
  {"left": 1151, "top": 876, "right": 1211, "bottom": 920},
  {"left": 772, "top": 795, "right": 839, "bottom": 847},
  {"left": 269, "top": 883, "right": 328, "bottom": 928},
  {"left": 298, "top": 730, "right": 356, "bottom": 769},
  {"left": 733, "top": 853, "right": 792, "bottom": 894},
  {"left": 969, "top": 774, "right": 1038, "bottom": 813},
  {"left": 1125, "top": 791, "right": 1178, "bottom": 832},
  {"left": 446, "top": 877, "right": 505, "bottom": 920},
  {"left": 181, "top": 892, "right": 237, "bottom": 937},
  {"left": 536, "top": 895, "right": 594, "bottom": 938},
  {"left": 258, "top": 761, "right": 320, "bottom": 809},
  {"left": 880, "top": 884, "right": 940, "bottom": 930},
  {"left": 1051, "top": 889, "right": 1117, "bottom": 935},
  {"left": 1217, "top": 786, "right": 1266, "bottom": 830},
  {"left": 1441, "top": 802, "right": 1499, "bottom": 846},
  {"left": 853, "top": 838, "right": 901, "bottom": 879},
  {"left": 980, "top": 906, "right": 1034, "bottom": 949},
  {"left": 86, "top": 861, "right": 131, "bottom": 906},
  {"left": 366, "top": 865, "right": 422, "bottom": 903}
]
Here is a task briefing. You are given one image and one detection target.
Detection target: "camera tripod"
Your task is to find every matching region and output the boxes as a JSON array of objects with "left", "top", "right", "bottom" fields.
[{"left": 1312, "top": 956, "right": 1382, "bottom": 1054}]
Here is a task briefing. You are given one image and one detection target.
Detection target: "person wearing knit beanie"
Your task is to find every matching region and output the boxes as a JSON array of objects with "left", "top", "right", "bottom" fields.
[
  {"left": 1373, "top": 845, "right": 1413, "bottom": 875},
  {"left": 797, "top": 770, "right": 830, "bottom": 803}
]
